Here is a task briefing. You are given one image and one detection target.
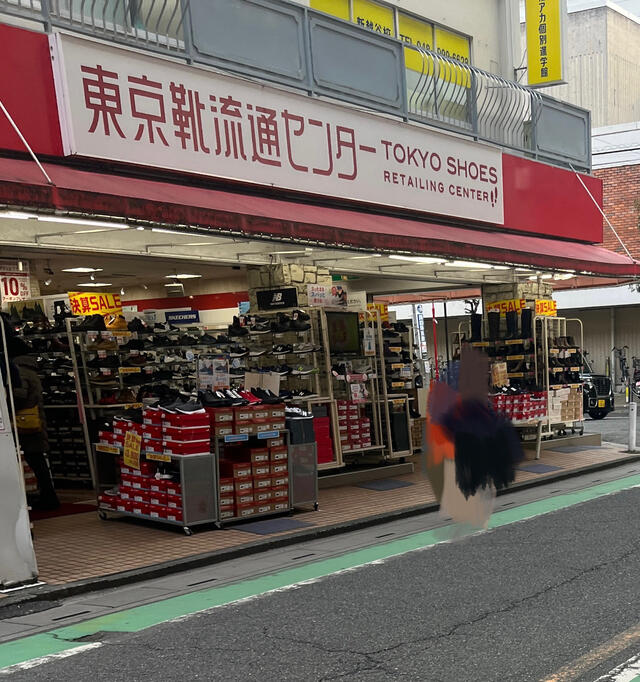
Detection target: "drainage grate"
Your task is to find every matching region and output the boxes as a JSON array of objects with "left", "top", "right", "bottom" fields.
[
  {"left": 187, "top": 578, "right": 218, "bottom": 587},
  {"left": 375, "top": 532, "right": 395, "bottom": 539},
  {"left": 291, "top": 553, "right": 315, "bottom": 561}
]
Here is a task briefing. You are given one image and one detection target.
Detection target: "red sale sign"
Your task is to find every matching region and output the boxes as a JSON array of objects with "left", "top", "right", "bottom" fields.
[{"left": 0, "top": 261, "right": 31, "bottom": 304}]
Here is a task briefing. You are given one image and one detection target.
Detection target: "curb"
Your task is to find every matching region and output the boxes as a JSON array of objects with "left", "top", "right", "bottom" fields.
[{"left": 1, "top": 452, "right": 638, "bottom": 615}]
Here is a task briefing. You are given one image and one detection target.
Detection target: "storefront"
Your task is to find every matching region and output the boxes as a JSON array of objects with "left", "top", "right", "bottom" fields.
[{"left": 0, "top": 20, "right": 638, "bottom": 589}]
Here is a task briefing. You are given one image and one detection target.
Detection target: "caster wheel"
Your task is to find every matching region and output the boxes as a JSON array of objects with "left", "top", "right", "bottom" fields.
[
  {"left": 98, "top": 510, "right": 108, "bottom": 521},
  {"left": 183, "top": 527, "right": 193, "bottom": 536},
  {"left": 314, "top": 502, "right": 319, "bottom": 512}
]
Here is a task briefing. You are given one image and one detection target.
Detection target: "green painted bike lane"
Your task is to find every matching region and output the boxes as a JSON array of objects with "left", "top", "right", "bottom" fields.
[{"left": 2, "top": 473, "right": 640, "bottom": 672}]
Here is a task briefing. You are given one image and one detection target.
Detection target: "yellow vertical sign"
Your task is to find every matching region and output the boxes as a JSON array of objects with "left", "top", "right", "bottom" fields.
[
  {"left": 123, "top": 431, "right": 142, "bottom": 471},
  {"left": 526, "top": 0, "right": 565, "bottom": 86},
  {"left": 310, "top": 0, "right": 350, "bottom": 21}
]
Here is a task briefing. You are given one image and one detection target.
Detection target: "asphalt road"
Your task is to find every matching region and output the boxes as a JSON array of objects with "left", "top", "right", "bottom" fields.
[
  {"left": 8, "top": 482, "right": 640, "bottom": 681},
  {"left": 583, "top": 400, "right": 633, "bottom": 444}
]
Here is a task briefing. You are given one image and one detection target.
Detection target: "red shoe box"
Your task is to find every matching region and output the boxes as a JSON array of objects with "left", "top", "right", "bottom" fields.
[
  {"left": 120, "top": 473, "right": 134, "bottom": 488},
  {"left": 254, "top": 488, "right": 273, "bottom": 503},
  {"left": 97, "top": 494, "right": 117, "bottom": 510},
  {"left": 361, "top": 439, "right": 372, "bottom": 448},
  {"left": 272, "top": 484, "right": 289, "bottom": 499},
  {"left": 219, "top": 477, "right": 235, "bottom": 494},
  {"left": 234, "top": 406, "right": 254, "bottom": 422},
  {"left": 166, "top": 493, "right": 182, "bottom": 508},
  {"left": 119, "top": 489, "right": 132, "bottom": 500},
  {"left": 236, "top": 491, "right": 255, "bottom": 505},
  {"left": 148, "top": 504, "right": 165, "bottom": 519},
  {"left": 214, "top": 424, "right": 234, "bottom": 437},
  {"left": 234, "top": 478, "right": 253, "bottom": 494},
  {"left": 149, "top": 491, "right": 167, "bottom": 506},
  {"left": 270, "top": 462, "right": 288, "bottom": 475},
  {"left": 253, "top": 407, "right": 270, "bottom": 421},
  {"left": 165, "top": 481, "right": 182, "bottom": 496},
  {"left": 131, "top": 501, "right": 150, "bottom": 516},
  {"left": 235, "top": 502, "right": 256, "bottom": 518},
  {"left": 162, "top": 411, "right": 209, "bottom": 428},
  {"left": 131, "top": 489, "right": 150, "bottom": 503},
  {"left": 130, "top": 461, "right": 155, "bottom": 477},
  {"left": 252, "top": 462, "right": 271, "bottom": 477},
  {"left": 143, "top": 439, "right": 164, "bottom": 456},
  {"left": 149, "top": 478, "right": 168, "bottom": 493},
  {"left": 253, "top": 474, "right": 273, "bottom": 490},
  {"left": 130, "top": 474, "right": 152, "bottom": 490},
  {"left": 143, "top": 407, "right": 163, "bottom": 425},
  {"left": 235, "top": 421, "right": 257, "bottom": 436},
  {"left": 219, "top": 493, "right": 235, "bottom": 507},
  {"left": 270, "top": 406, "right": 285, "bottom": 419},
  {"left": 166, "top": 508, "right": 184, "bottom": 522},
  {"left": 116, "top": 498, "right": 133, "bottom": 512},
  {"left": 256, "top": 502, "right": 274, "bottom": 514},
  {"left": 273, "top": 500, "right": 289, "bottom": 512},
  {"left": 266, "top": 436, "right": 285, "bottom": 448},
  {"left": 220, "top": 460, "right": 253, "bottom": 479},
  {"left": 163, "top": 425, "right": 211, "bottom": 442},
  {"left": 254, "top": 419, "right": 272, "bottom": 434},
  {"left": 141, "top": 424, "right": 163, "bottom": 440},
  {"left": 270, "top": 419, "right": 285, "bottom": 432},
  {"left": 270, "top": 446, "right": 288, "bottom": 462},
  {"left": 219, "top": 505, "right": 235, "bottom": 520},
  {"left": 317, "top": 444, "right": 334, "bottom": 464},
  {"left": 114, "top": 421, "right": 144, "bottom": 436},
  {"left": 99, "top": 430, "right": 115, "bottom": 444},
  {"left": 250, "top": 448, "right": 270, "bottom": 463},
  {"left": 163, "top": 440, "right": 210, "bottom": 456}
]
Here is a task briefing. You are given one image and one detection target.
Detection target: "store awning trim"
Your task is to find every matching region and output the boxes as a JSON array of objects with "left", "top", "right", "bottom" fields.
[{"left": 0, "top": 157, "right": 637, "bottom": 278}]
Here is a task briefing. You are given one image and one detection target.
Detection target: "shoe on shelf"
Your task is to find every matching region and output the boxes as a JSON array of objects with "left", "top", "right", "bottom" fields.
[
  {"left": 127, "top": 317, "right": 148, "bottom": 333},
  {"left": 153, "top": 322, "right": 178, "bottom": 334},
  {"left": 104, "top": 314, "right": 128, "bottom": 331},
  {"left": 291, "top": 389, "right": 318, "bottom": 399},
  {"left": 215, "top": 334, "right": 231, "bottom": 345},
  {"left": 292, "top": 309, "right": 310, "bottom": 322},
  {"left": 271, "top": 314, "right": 291, "bottom": 334},
  {"left": 228, "top": 316, "right": 249, "bottom": 337},
  {"left": 276, "top": 365, "right": 292, "bottom": 376},
  {"left": 249, "top": 322, "right": 271, "bottom": 335},
  {"left": 229, "top": 345, "right": 249, "bottom": 358},
  {"left": 175, "top": 397, "right": 205, "bottom": 414},
  {"left": 272, "top": 344, "right": 293, "bottom": 355},
  {"left": 393, "top": 322, "right": 410, "bottom": 333},
  {"left": 290, "top": 317, "right": 311, "bottom": 332},
  {"left": 120, "top": 338, "right": 147, "bottom": 351},
  {"left": 382, "top": 327, "right": 400, "bottom": 338},
  {"left": 291, "top": 365, "right": 318, "bottom": 375},
  {"left": 249, "top": 347, "right": 268, "bottom": 357},
  {"left": 87, "top": 354, "right": 120, "bottom": 368},
  {"left": 77, "top": 314, "right": 107, "bottom": 332},
  {"left": 199, "top": 334, "right": 218, "bottom": 345}
]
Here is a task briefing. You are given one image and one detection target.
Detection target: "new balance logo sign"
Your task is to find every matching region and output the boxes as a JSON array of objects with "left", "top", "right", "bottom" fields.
[{"left": 272, "top": 293, "right": 283, "bottom": 303}]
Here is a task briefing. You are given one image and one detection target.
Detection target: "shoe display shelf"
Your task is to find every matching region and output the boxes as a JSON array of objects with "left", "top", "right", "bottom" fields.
[
  {"left": 369, "top": 314, "right": 413, "bottom": 461},
  {"left": 213, "top": 428, "right": 293, "bottom": 526},
  {"left": 321, "top": 308, "right": 385, "bottom": 465},
  {"left": 535, "top": 315, "right": 585, "bottom": 439},
  {"left": 18, "top": 319, "right": 96, "bottom": 486}
]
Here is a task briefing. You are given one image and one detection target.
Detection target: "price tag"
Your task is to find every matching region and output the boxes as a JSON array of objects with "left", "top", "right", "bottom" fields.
[
  {"left": 389, "top": 346, "right": 402, "bottom": 353},
  {"left": 100, "top": 368, "right": 112, "bottom": 376},
  {"left": 97, "top": 350, "right": 107, "bottom": 359},
  {"left": 471, "top": 341, "right": 490, "bottom": 347},
  {"left": 392, "top": 381, "right": 404, "bottom": 388},
  {"left": 123, "top": 403, "right": 143, "bottom": 409},
  {"left": 119, "top": 367, "right": 141, "bottom": 374},
  {"left": 505, "top": 339, "right": 523, "bottom": 346},
  {"left": 96, "top": 443, "right": 120, "bottom": 454},
  {"left": 508, "top": 372, "right": 524, "bottom": 378},
  {"left": 570, "top": 367, "right": 580, "bottom": 372},
  {"left": 123, "top": 431, "right": 142, "bottom": 470},
  {"left": 507, "top": 355, "right": 524, "bottom": 361},
  {"left": 146, "top": 452, "right": 171, "bottom": 462},
  {"left": 130, "top": 349, "right": 140, "bottom": 356},
  {"left": 391, "top": 363, "right": 405, "bottom": 370}
]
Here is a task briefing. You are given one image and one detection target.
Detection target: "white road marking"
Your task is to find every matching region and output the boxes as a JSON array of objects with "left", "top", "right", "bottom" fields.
[
  {"left": 594, "top": 652, "right": 640, "bottom": 681},
  {"left": 0, "top": 643, "right": 102, "bottom": 676}
]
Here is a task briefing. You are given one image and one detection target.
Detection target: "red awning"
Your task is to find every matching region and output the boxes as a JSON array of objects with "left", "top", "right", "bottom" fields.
[{"left": 0, "top": 157, "right": 637, "bottom": 277}]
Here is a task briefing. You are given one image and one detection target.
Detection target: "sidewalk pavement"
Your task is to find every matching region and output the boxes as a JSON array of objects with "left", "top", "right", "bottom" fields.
[{"left": 1, "top": 442, "right": 637, "bottom": 613}]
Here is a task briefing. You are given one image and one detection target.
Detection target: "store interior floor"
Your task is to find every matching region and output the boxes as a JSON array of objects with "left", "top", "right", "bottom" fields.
[{"left": 17, "top": 443, "right": 632, "bottom": 590}]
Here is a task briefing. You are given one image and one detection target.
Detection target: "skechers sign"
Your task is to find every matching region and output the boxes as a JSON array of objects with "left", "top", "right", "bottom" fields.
[{"left": 165, "top": 310, "right": 200, "bottom": 324}]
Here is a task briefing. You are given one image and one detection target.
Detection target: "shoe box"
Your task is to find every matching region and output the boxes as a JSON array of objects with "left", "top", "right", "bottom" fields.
[
  {"left": 490, "top": 391, "right": 547, "bottom": 421},
  {"left": 338, "top": 401, "right": 372, "bottom": 452},
  {"left": 206, "top": 404, "right": 286, "bottom": 438},
  {"left": 47, "top": 411, "right": 91, "bottom": 481},
  {"left": 218, "top": 443, "right": 289, "bottom": 519}
]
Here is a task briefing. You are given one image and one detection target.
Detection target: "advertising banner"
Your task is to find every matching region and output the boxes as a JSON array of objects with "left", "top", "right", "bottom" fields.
[
  {"left": 535, "top": 299, "right": 557, "bottom": 316},
  {"left": 307, "top": 283, "right": 349, "bottom": 307},
  {"left": 526, "top": 0, "right": 566, "bottom": 87},
  {"left": 51, "top": 33, "right": 504, "bottom": 225},
  {"left": 486, "top": 298, "right": 527, "bottom": 316},
  {"left": 123, "top": 431, "right": 142, "bottom": 471},
  {"left": 0, "top": 261, "right": 31, "bottom": 305},
  {"left": 256, "top": 288, "right": 299, "bottom": 311},
  {"left": 68, "top": 291, "right": 122, "bottom": 316}
]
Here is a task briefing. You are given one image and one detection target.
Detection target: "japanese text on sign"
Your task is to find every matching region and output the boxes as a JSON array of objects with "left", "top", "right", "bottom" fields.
[
  {"left": 0, "top": 261, "right": 31, "bottom": 304},
  {"left": 52, "top": 34, "right": 504, "bottom": 225},
  {"left": 68, "top": 291, "right": 122, "bottom": 316},
  {"left": 535, "top": 299, "right": 557, "bottom": 316},
  {"left": 525, "top": 0, "right": 565, "bottom": 86},
  {"left": 486, "top": 298, "right": 527, "bottom": 316},
  {"left": 123, "top": 431, "right": 142, "bottom": 470}
]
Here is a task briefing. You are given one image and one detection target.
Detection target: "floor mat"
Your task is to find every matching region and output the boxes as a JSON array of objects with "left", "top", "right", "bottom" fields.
[
  {"left": 518, "top": 463, "right": 564, "bottom": 474},
  {"left": 30, "top": 502, "right": 96, "bottom": 521},
  {"left": 356, "top": 479, "right": 414, "bottom": 491},
  {"left": 548, "top": 445, "right": 605, "bottom": 453},
  {"left": 235, "top": 518, "right": 316, "bottom": 535}
]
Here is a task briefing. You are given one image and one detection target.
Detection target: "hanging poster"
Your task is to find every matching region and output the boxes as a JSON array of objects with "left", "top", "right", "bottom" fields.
[{"left": 0, "top": 261, "right": 31, "bottom": 305}]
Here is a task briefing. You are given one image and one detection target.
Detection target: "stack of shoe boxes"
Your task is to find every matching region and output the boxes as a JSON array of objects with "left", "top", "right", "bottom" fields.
[
  {"left": 337, "top": 401, "right": 372, "bottom": 452},
  {"left": 219, "top": 438, "right": 289, "bottom": 520},
  {"left": 208, "top": 404, "right": 286, "bottom": 438}
]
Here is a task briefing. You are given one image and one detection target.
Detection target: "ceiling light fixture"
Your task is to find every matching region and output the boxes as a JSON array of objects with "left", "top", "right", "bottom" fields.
[
  {"left": 348, "top": 254, "right": 383, "bottom": 260},
  {"left": 163, "top": 274, "right": 202, "bottom": 280},
  {"left": 445, "top": 261, "right": 494, "bottom": 269},
  {"left": 0, "top": 211, "right": 127, "bottom": 229},
  {"left": 151, "top": 227, "right": 187, "bottom": 236},
  {"left": 62, "top": 267, "right": 103, "bottom": 273},
  {"left": 388, "top": 255, "right": 447, "bottom": 265},
  {"left": 90, "top": 273, "right": 96, "bottom": 281},
  {"left": 269, "top": 249, "right": 313, "bottom": 255},
  {"left": 44, "top": 278, "right": 52, "bottom": 286},
  {"left": 120, "top": 287, "right": 125, "bottom": 296},
  {"left": 77, "top": 282, "right": 112, "bottom": 287}
]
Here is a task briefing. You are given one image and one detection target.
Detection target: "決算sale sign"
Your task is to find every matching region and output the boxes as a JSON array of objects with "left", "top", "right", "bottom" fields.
[{"left": 51, "top": 34, "right": 504, "bottom": 225}]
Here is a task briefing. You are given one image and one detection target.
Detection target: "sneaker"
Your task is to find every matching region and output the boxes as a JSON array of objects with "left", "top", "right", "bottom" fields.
[
  {"left": 291, "top": 365, "right": 318, "bottom": 375},
  {"left": 292, "top": 343, "right": 317, "bottom": 354},
  {"left": 249, "top": 322, "right": 271, "bottom": 335},
  {"left": 272, "top": 344, "right": 293, "bottom": 355},
  {"left": 215, "top": 335, "right": 231, "bottom": 345},
  {"left": 249, "top": 348, "right": 268, "bottom": 357},
  {"left": 176, "top": 397, "right": 205, "bottom": 414},
  {"left": 229, "top": 345, "right": 249, "bottom": 358},
  {"left": 276, "top": 365, "right": 292, "bottom": 376},
  {"left": 291, "top": 389, "right": 318, "bottom": 399},
  {"left": 382, "top": 328, "right": 400, "bottom": 338},
  {"left": 91, "top": 375, "right": 119, "bottom": 387},
  {"left": 228, "top": 316, "right": 249, "bottom": 337},
  {"left": 199, "top": 334, "right": 218, "bottom": 345},
  {"left": 124, "top": 354, "right": 152, "bottom": 367},
  {"left": 87, "top": 354, "right": 120, "bottom": 368},
  {"left": 179, "top": 335, "right": 199, "bottom": 346},
  {"left": 230, "top": 367, "right": 245, "bottom": 377},
  {"left": 128, "top": 317, "right": 148, "bottom": 333},
  {"left": 78, "top": 314, "right": 107, "bottom": 332},
  {"left": 293, "top": 309, "right": 310, "bottom": 322},
  {"left": 104, "top": 314, "right": 128, "bottom": 331},
  {"left": 120, "top": 338, "right": 147, "bottom": 351},
  {"left": 290, "top": 318, "right": 311, "bottom": 332},
  {"left": 271, "top": 314, "right": 291, "bottom": 334},
  {"left": 153, "top": 322, "right": 178, "bottom": 334}
]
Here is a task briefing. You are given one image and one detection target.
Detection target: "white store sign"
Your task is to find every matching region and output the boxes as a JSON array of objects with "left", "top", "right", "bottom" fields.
[
  {"left": 0, "top": 261, "right": 31, "bottom": 305},
  {"left": 51, "top": 34, "right": 504, "bottom": 225}
]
